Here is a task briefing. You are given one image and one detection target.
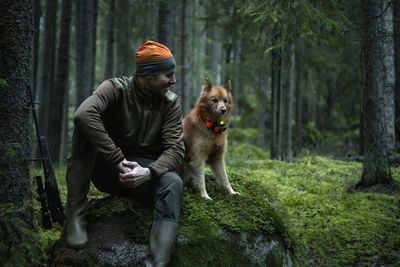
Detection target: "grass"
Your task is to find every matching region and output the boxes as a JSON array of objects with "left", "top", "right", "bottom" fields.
[{"left": 27, "top": 148, "right": 400, "bottom": 266}]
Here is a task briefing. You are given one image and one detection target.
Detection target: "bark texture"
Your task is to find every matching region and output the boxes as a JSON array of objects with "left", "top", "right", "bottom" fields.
[
  {"left": 158, "top": 0, "right": 176, "bottom": 52},
  {"left": 49, "top": 0, "right": 73, "bottom": 164},
  {"left": 32, "top": 0, "right": 41, "bottom": 97},
  {"left": 270, "top": 48, "right": 279, "bottom": 159},
  {"left": 115, "top": 0, "right": 133, "bottom": 76},
  {"left": 359, "top": 0, "right": 394, "bottom": 187},
  {"left": 76, "top": 0, "right": 95, "bottom": 109},
  {"left": 104, "top": 0, "right": 115, "bottom": 80},
  {"left": 180, "top": 0, "right": 192, "bottom": 115},
  {"left": 382, "top": 0, "right": 396, "bottom": 154},
  {"left": 0, "top": 0, "right": 33, "bottom": 223},
  {"left": 283, "top": 43, "right": 295, "bottom": 160},
  {"left": 295, "top": 47, "right": 303, "bottom": 156},
  {"left": 394, "top": 0, "right": 400, "bottom": 144},
  {"left": 38, "top": 0, "right": 57, "bottom": 138}
]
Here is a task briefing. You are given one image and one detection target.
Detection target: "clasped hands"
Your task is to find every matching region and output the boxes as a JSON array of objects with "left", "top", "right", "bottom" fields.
[{"left": 117, "top": 159, "right": 151, "bottom": 188}]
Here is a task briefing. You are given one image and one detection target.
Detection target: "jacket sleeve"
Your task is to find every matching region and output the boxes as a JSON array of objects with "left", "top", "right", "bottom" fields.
[
  {"left": 148, "top": 97, "right": 185, "bottom": 178},
  {"left": 74, "top": 80, "right": 125, "bottom": 166}
]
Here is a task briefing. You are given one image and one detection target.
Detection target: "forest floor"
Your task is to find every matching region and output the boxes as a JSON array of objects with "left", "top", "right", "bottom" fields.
[
  {"left": 225, "top": 152, "right": 400, "bottom": 266},
  {"left": 30, "top": 147, "right": 400, "bottom": 266}
]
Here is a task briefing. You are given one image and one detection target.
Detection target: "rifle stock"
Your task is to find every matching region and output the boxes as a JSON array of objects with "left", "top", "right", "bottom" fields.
[
  {"left": 40, "top": 136, "right": 65, "bottom": 226},
  {"left": 35, "top": 176, "right": 52, "bottom": 229}
]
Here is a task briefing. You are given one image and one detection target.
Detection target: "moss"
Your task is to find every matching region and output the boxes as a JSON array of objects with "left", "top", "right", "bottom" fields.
[
  {"left": 0, "top": 142, "right": 21, "bottom": 158},
  {"left": 244, "top": 156, "right": 400, "bottom": 266},
  {"left": 173, "top": 167, "right": 295, "bottom": 265},
  {"left": 0, "top": 201, "right": 61, "bottom": 266},
  {"left": 0, "top": 79, "right": 8, "bottom": 87},
  {"left": 180, "top": 168, "right": 290, "bottom": 238},
  {"left": 228, "top": 143, "right": 267, "bottom": 161}
]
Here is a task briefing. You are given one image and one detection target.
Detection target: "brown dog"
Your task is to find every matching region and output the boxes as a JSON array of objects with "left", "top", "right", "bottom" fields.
[{"left": 179, "top": 78, "right": 239, "bottom": 200}]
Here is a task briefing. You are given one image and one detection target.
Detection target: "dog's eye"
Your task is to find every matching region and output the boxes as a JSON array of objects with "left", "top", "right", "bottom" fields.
[
  {"left": 223, "top": 99, "right": 228, "bottom": 103},
  {"left": 212, "top": 99, "right": 218, "bottom": 103}
]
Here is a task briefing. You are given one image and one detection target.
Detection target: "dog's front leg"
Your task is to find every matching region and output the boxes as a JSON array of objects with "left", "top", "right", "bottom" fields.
[
  {"left": 210, "top": 157, "right": 239, "bottom": 196},
  {"left": 188, "top": 160, "right": 212, "bottom": 200}
]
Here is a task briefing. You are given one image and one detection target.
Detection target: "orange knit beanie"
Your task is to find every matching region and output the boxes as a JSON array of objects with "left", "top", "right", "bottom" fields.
[{"left": 135, "top": 40, "right": 175, "bottom": 75}]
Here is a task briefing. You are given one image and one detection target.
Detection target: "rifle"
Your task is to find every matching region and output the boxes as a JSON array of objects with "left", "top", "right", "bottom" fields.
[
  {"left": 27, "top": 85, "right": 65, "bottom": 227},
  {"left": 35, "top": 176, "right": 52, "bottom": 229}
]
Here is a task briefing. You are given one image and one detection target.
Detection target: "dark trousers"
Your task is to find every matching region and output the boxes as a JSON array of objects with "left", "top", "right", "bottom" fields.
[{"left": 70, "top": 129, "right": 183, "bottom": 223}]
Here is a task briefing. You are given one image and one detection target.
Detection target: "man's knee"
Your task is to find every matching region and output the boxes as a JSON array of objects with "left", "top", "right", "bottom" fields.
[
  {"left": 160, "top": 172, "right": 183, "bottom": 190},
  {"left": 160, "top": 172, "right": 183, "bottom": 198}
]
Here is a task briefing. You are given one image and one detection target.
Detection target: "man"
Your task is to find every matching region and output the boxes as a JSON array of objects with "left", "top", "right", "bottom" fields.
[{"left": 65, "top": 40, "right": 185, "bottom": 267}]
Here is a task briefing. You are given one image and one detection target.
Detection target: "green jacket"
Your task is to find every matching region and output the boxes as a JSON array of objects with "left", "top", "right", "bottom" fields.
[{"left": 74, "top": 76, "right": 185, "bottom": 178}]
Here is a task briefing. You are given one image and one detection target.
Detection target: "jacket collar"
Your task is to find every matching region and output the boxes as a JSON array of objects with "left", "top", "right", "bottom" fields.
[{"left": 132, "top": 76, "right": 152, "bottom": 101}]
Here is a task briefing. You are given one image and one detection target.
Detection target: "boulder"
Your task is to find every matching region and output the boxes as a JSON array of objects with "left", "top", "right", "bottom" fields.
[{"left": 52, "top": 171, "right": 294, "bottom": 266}]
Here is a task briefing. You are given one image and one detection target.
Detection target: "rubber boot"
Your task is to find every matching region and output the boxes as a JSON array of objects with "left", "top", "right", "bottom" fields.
[
  {"left": 65, "top": 159, "right": 91, "bottom": 249},
  {"left": 144, "top": 220, "right": 180, "bottom": 267}
]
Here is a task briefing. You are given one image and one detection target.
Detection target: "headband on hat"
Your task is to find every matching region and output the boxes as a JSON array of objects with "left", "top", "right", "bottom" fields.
[{"left": 136, "top": 41, "right": 176, "bottom": 76}]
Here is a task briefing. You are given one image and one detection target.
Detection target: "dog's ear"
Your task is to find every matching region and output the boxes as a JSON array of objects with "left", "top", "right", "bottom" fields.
[
  {"left": 224, "top": 80, "right": 231, "bottom": 92},
  {"left": 202, "top": 78, "right": 212, "bottom": 92}
]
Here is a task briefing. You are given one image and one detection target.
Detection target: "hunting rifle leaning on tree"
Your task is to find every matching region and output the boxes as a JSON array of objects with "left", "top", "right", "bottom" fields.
[{"left": 27, "top": 84, "right": 65, "bottom": 229}]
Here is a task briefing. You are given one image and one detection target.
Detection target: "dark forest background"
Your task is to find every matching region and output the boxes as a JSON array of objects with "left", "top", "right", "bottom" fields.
[{"left": 31, "top": 0, "right": 386, "bottom": 164}]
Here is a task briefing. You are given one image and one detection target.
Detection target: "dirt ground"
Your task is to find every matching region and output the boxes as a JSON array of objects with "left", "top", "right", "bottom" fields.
[{"left": 51, "top": 198, "right": 150, "bottom": 266}]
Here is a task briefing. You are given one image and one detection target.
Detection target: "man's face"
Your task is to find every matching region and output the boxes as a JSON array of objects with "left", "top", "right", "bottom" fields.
[{"left": 148, "top": 72, "right": 176, "bottom": 96}]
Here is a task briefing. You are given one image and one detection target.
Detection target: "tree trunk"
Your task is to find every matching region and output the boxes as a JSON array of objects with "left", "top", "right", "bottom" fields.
[
  {"left": 91, "top": 0, "right": 99, "bottom": 90},
  {"left": 324, "top": 81, "right": 334, "bottom": 131},
  {"left": 180, "top": 0, "right": 192, "bottom": 115},
  {"left": 283, "top": 43, "right": 295, "bottom": 161},
  {"left": 38, "top": 0, "right": 57, "bottom": 138},
  {"left": 158, "top": 0, "right": 176, "bottom": 52},
  {"left": 277, "top": 49, "right": 283, "bottom": 160},
  {"left": 60, "top": 90, "right": 69, "bottom": 165},
  {"left": 32, "top": 0, "right": 41, "bottom": 98},
  {"left": 358, "top": 0, "right": 394, "bottom": 187},
  {"left": 394, "top": 0, "right": 400, "bottom": 145},
  {"left": 270, "top": 48, "right": 279, "bottom": 159},
  {"left": 205, "top": 0, "right": 219, "bottom": 83},
  {"left": 0, "top": 0, "right": 33, "bottom": 224},
  {"left": 104, "top": 0, "right": 115, "bottom": 80},
  {"left": 295, "top": 49, "right": 303, "bottom": 157},
  {"left": 212, "top": 35, "right": 222, "bottom": 85},
  {"left": 256, "top": 72, "right": 268, "bottom": 149},
  {"left": 49, "top": 0, "right": 72, "bottom": 165},
  {"left": 232, "top": 36, "right": 242, "bottom": 126},
  {"left": 382, "top": 0, "right": 396, "bottom": 155},
  {"left": 143, "top": 0, "right": 158, "bottom": 41},
  {"left": 75, "top": 0, "right": 95, "bottom": 109},
  {"left": 190, "top": 0, "right": 206, "bottom": 104},
  {"left": 115, "top": 0, "right": 133, "bottom": 76}
]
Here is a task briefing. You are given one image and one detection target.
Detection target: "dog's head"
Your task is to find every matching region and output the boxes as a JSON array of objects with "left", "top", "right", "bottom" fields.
[{"left": 197, "top": 78, "right": 233, "bottom": 121}]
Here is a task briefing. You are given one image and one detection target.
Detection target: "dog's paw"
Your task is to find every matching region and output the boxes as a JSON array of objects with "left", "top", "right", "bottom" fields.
[
  {"left": 200, "top": 192, "right": 213, "bottom": 200},
  {"left": 229, "top": 190, "right": 240, "bottom": 196}
]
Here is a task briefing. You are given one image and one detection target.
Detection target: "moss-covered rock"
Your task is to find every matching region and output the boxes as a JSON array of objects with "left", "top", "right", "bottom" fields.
[
  {"left": 0, "top": 202, "right": 61, "bottom": 267},
  {"left": 51, "top": 168, "right": 294, "bottom": 266}
]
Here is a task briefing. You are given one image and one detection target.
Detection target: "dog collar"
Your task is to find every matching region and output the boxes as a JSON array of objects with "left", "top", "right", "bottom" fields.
[{"left": 196, "top": 109, "right": 228, "bottom": 133}]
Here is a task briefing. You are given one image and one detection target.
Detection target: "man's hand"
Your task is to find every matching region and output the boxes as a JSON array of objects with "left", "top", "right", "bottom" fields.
[
  {"left": 117, "top": 159, "right": 133, "bottom": 173},
  {"left": 118, "top": 161, "right": 152, "bottom": 188}
]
